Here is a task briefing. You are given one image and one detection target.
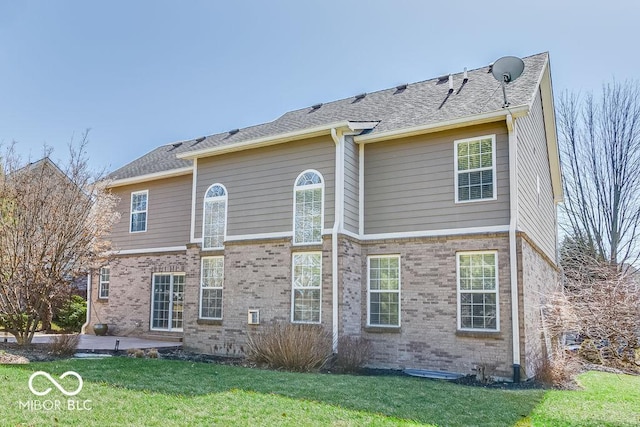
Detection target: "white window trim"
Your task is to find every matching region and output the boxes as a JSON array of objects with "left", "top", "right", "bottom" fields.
[
  {"left": 367, "top": 255, "right": 401, "bottom": 327},
  {"left": 291, "top": 251, "right": 322, "bottom": 324},
  {"left": 199, "top": 256, "right": 224, "bottom": 320},
  {"left": 454, "top": 134, "right": 497, "bottom": 204},
  {"left": 129, "top": 190, "right": 148, "bottom": 233},
  {"left": 456, "top": 250, "right": 500, "bottom": 332},
  {"left": 202, "top": 183, "right": 228, "bottom": 250},
  {"left": 150, "top": 272, "right": 185, "bottom": 332},
  {"left": 292, "top": 169, "right": 325, "bottom": 246},
  {"left": 98, "top": 267, "right": 110, "bottom": 299}
]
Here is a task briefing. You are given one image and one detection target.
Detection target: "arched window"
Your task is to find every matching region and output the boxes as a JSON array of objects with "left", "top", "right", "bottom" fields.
[
  {"left": 293, "top": 170, "right": 323, "bottom": 244},
  {"left": 203, "top": 184, "right": 227, "bottom": 249}
]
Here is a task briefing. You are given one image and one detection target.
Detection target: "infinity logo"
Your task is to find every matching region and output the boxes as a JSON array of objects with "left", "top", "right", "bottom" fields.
[{"left": 28, "top": 371, "right": 83, "bottom": 397}]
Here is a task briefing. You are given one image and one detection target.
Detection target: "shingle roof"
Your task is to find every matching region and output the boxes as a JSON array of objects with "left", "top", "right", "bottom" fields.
[{"left": 108, "top": 52, "right": 548, "bottom": 181}]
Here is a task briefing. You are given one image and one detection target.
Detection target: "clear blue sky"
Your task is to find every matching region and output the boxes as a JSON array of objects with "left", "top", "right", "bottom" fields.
[{"left": 1, "top": 1, "right": 637, "bottom": 173}]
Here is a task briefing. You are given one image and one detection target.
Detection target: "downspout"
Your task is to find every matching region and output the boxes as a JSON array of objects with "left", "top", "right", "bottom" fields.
[
  {"left": 507, "top": 114, "right": 521, "bottom": 382},
  {"left": 81, "top": 271, "right": 92, "bottom": 334},
  {"left": 330, "top": 128, "right": 343, "bottom": 353}
]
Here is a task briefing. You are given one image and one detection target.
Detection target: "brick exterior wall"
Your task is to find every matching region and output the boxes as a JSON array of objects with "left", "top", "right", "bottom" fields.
[
  {"left": 518, "top": 235, "right": 559, "bottom": 378},
  {"left": 89, "top": 251, "right": 189, "bottom": 337},
  {"left": 182, "top": 238, "right": 334, "bottom": 357},
  {"left": 89, "top": 231, "right": 556, "bottom": 380},
  {"left": 355, "top": 234, "right": 513, "bottom": 379}
]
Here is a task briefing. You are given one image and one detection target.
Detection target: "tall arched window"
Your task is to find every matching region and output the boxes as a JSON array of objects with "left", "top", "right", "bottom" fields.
[
  {"left": 293, "top": 170, "right": 323, "bottom": 244},
  {"left": 203, "top": 184, "right": 227, "bottom": 249}
]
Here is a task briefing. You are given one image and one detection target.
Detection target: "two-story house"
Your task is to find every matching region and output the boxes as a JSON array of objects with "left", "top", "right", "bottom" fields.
[{"left": 89, "top": 52, "right": 561, "bottom": 381}]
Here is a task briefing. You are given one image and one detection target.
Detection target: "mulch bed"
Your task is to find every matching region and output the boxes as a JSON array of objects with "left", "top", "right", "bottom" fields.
[{"left": 0, "top": 342, "right": 64, "bottom": 363}]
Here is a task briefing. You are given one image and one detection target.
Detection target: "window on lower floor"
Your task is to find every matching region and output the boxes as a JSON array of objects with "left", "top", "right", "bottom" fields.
[
  {"left": 368, "top": 255, "right": 401, "bottom": 327},
  {"left": 200, "top": 256, "right": 224, "bottom": 320},
  {"left": 98, "top": 267, "right": 110, "bottom": 299},
  {"left": 457, "top": 251, "right": 499, "bottom": 331},
  {"left": 151, "top": 273, "right": 184, "bottom": 331},
  {"left": 291, "top": 252, "right": 321, "bottom": 323}
]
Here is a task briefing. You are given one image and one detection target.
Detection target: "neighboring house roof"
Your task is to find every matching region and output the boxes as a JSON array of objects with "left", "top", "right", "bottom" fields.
[{"left": 108, "top": 52, "right": 556, "bottom": 190}]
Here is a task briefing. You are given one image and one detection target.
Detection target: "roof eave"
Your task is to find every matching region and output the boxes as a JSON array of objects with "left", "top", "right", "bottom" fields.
[
  {"left": 177, "top": 121, "right": 378, "bottom": 160},
  {"left": 353, "top": 106, "right": 530, "bottom": 144},
  {"left": 107, "top": 166, "right": 193, "bottom": 188}
]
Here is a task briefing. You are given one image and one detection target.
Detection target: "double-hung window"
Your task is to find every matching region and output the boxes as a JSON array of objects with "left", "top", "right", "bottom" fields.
[
  {"left": 293, "top": 170, "right": 323, "bottom": 244},
  {"left": 200, "top": 257, "right": 224, "bottom": 320},
  {"left": 203, "top": 184, "right": 227, "bottom": 250},
  {"left": 291, "top": 252, "right": 322, "bottom": 323},
  {"left": 457, "top": 251, "right": 499, "bottom": 331},
  {"left": 130, "top": 190, "right": 148, "bottom": 232},
  {"left": 455, "top": 135, "right": 496, "bottom": 202},
  {"left": 368, "top": 255, "right": 401, "bottom": 327},
  {"left": 98, "top": 267, "right": 110, "bottom": 299}
]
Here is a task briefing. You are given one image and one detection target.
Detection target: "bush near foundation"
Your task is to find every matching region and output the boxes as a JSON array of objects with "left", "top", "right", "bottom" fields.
[
  {"left": 247, "top": 322, "right": 332, "bottom": 372},
  {"left": 335, "top": 336, "right": 372, "bottom": 373}
]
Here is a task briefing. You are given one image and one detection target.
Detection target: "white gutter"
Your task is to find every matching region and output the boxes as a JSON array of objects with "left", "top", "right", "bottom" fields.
[
  {"left": 354, "top": 105, "right": 529, "bottom": 144},
  {"left": 81, "top": 272, "right": 92, "bottom": 334},
  {"left": 108, "top": 166, "right": 193, "bottom": 188},
  {"left": 330, "top": 128, "right": 343, "bottom": 353},
  {"left": 506, "top": 114, "right": 521, "bottom": 381}
]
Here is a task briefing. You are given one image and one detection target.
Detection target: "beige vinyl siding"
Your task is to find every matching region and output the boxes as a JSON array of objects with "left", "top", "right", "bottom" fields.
[
  {"left": 195, "top": 136, "right": 335, "bottom": 237},
  {"left": 364, "top": 123, "right": 510, "bottom": 234},
  {"left": 516, "top": 90, "right": 557, "bottom": 262},
  {"left": 343, "top": 135, "right": 359, "bottom": 233},
  {"left": 109, "top": 175, "right": 192, "bottom": 250}
]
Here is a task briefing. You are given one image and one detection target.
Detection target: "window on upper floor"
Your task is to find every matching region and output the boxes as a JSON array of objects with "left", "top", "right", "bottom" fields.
[
  {"left": 293, "top": 170, "right": 323, "bottom": 244},
  {"left": 200, "top": 256, "right": 224, "bottom": 320},
  {"left": 457, "top": 251, "right": 499, "bottom": 331},
  {"left": 130, "top": 190, "right": 148, "bottom": 233},
  {"left": 203, "top": 184, "right": 227, "bottom": 250},
  {"left": 291, "top": 252, "right": 322, "bottom": 323},
  {"left": 368, "top": 255, "right": 401, "bottom": 327},
  {"left": 455, "top": 135, "right": 496, "bottom": 202},
  {"left": 99, "top": 267, "right": 110, "bottom": 299}
]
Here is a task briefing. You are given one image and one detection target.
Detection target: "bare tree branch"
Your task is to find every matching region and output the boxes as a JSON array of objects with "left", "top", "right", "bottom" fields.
[
  {"left": 0, "top": 134, "right": 119, "bottom": 345},
  {"left": 559, "top": 80, "right": 640, "bottom": 266}
]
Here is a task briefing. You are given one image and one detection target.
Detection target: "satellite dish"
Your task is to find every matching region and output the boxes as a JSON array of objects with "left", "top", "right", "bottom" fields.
[{"left": 491, "top": 56, "right": 525, "bottom": 107}]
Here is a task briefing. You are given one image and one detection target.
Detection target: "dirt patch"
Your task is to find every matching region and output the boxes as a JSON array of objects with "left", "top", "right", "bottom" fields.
[
  {"left": 0, "top": 343, "right": 65, "bottom": 363},
  {"left": 0, "top": 351, "right": 29, "bottom": 364}
]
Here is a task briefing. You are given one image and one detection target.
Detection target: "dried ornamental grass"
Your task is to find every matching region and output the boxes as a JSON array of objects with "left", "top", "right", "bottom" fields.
[{"left": 246, "top": 322, "right": 332, "bottom": 372}]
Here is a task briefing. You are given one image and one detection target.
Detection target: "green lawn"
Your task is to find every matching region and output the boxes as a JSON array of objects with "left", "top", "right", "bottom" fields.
[
  {"left": 0, "top": 358, "right": 637, "bottom": 426},
  {"left": 529, "top": 371, "right": 640, "bottom": 426}
]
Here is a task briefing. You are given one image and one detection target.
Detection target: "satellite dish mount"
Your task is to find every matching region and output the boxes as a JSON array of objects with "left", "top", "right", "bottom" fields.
[{"left": 491, "top": 56, "right": 525, "bottom": 108}]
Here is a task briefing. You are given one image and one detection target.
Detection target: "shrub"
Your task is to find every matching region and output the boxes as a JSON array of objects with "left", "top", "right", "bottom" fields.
[
  {"left": 48, "top": 334, "right": 80, "bottom": 356},
  {"left": 54, "top": 295, "right": 87, "bottom": 332},
  {"left": 535, "top": 350, "right": 580, "bottom": 388},
  {"left": 246, "top": 322, "right": 332, "bottom": 372},
  {"left": 335, "top": 336, "right": 371, "bottom": 373}
]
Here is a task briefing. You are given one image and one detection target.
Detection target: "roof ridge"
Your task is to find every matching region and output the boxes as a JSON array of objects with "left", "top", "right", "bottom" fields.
[{"left": 108, "top": 51, "right": 549, "bottom": 181}]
